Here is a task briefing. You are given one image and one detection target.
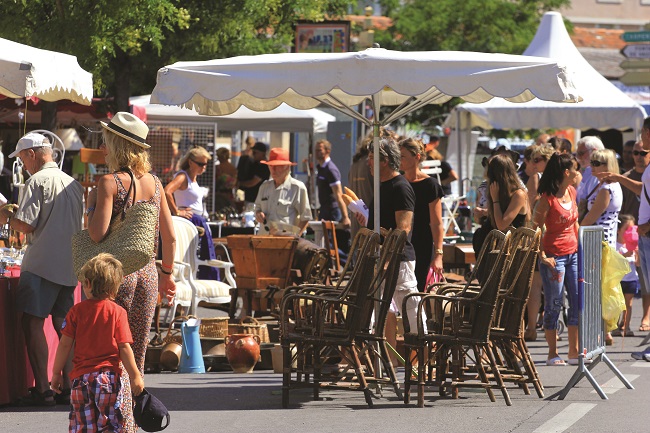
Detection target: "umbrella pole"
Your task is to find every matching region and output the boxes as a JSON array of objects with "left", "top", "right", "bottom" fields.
[{"left": 372, "top": 94, "right": 381, "bottom": 235}]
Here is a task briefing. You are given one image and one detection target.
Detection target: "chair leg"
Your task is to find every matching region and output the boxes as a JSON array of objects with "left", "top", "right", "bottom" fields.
[
  {"left": 348, "top": 343, "right": 373, "bottom": 408},
  {"left": 516, "top": 338, "right": 544, "bottom": 398},
  {"left": 404, "top": 346, "right": 412, "bottom": 404},
  {"left": 417, "top": 343, "right": 426, "bottom": 408},
  {"left": 472, "top": 345, "right": 496, "bottom": 402},
  {"left": 378, "top": 340, "right": 402, "bottom": 400},
  {"left": 282, "top": 342, "right": 291, "bottom": 408},
  {"left": 483, "top": 343, "right": 512, "bottom": 406}
]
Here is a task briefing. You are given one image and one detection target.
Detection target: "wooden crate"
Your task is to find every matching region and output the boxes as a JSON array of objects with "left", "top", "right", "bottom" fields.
[{"left": 227, "top": 235, "right": 297, "bottom": 291}]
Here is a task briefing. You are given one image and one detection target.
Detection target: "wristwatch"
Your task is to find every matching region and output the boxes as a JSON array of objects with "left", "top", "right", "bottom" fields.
[{"left": 435, "top": 248, "right": 444, "bottom": 256}]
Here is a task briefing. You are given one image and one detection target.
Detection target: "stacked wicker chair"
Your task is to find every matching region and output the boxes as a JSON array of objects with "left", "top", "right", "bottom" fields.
[
  {"left": 278, "top": 229, "right": 407, "bottom": 408},
  {"left": 489, "top": 227, "right": 544, "bottom": 397}
]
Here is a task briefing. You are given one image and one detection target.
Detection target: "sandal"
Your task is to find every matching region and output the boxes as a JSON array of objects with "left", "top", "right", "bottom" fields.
[
  {"left": 545, "top": 356, "right": 566, "bottom": 366},
  {"left": 639, "top": 323, "right": 650, "bottom": 332},
  {"left": 611, "top": 328, "right": 634, "bottom": 337},
  {"left": 55, "top": 388, "right": 71, "bottom": 405},
  {"left": 16, "top": 387, "right": 56, "bottom": 407}
]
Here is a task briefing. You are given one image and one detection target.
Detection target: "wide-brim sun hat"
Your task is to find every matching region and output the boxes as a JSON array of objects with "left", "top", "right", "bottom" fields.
[
  {"left": 261, "top": 148, "right": 296, "bottom": 166},
  {"left": 101, "top": 112, "right": 150, "bottom": 149}
]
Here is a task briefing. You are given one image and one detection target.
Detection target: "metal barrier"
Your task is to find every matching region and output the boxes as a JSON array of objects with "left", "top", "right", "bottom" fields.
[{"left": 559, "top": 226, "right": 634, "bottom": 399}]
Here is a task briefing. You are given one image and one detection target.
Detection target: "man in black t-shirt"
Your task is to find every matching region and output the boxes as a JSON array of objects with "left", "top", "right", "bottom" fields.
[
  {"left": 238, "top": 141, "right": 270, "bottom": 204},
  {"left": 356, "top": 134, "right": 425, "bottom": 353},
  {"left": 315, "top": 139, "right": 350, "bottom": 227}
]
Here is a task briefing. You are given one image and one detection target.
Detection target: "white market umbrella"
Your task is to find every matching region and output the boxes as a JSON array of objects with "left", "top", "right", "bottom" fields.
[
  {"left": 151, "top": 47, "right": 581, "bottom": 232},
  {"left": 0, "top": 37, "right": 93, "bottom": 105}
]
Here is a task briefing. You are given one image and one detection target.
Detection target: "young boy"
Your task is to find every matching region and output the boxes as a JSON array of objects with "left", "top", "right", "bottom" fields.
[{"left": 51, "top": 253, "right": 143, "bottom": 432}]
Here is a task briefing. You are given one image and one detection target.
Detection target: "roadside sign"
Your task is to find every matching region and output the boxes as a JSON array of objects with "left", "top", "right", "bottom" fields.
[
  {"left": 621, "top": 44, "right": 650, "bottom": 59},
  {"left": 620, "top": 59, "right": 650, "bottom": 70},
  {"left": 621, "top": 31, "right": 650, "bottom": 42},
  {"left": 620, "top": 70, "right": 650, "bottom": 86}
]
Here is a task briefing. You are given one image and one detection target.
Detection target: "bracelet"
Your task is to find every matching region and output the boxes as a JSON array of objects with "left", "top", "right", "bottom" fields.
[
  {"left": 160, "top": 268, "right": 173, "bottom": 275},
  {"left": 85, "top": 206, "right": 95, "bottom": 216},
  {"left": 161, "top": 263, "right": 174, "bottom": 272},
  {"left": 434, "top": 248, "right": 444, "bottom": 256}
]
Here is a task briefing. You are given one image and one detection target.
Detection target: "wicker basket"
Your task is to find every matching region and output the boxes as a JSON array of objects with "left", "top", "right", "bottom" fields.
[
  {"left": 228, "top": 316, "right": 270, "bottom": 343},
  {"left": 199, "top": 317, "right": 229, "bottom": 339}
]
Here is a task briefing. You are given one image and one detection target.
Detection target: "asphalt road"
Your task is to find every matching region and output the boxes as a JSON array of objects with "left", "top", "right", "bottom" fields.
[{"left": 2, "top": 309, "right": 649, "bottom": 433}]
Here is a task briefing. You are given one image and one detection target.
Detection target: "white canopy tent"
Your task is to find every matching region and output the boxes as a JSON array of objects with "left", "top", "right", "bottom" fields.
[
  {"left": 0, "top": 37, "right": 93, "bottom": 105},
  {"left": 129, "top": 94, "right": 335, "bottom": 133},
  {"left": 444, "top": 12, "right": 647, "bottom": 195},
  {"left": 151, "top": 47, "right": 580, "bottom": 232}
]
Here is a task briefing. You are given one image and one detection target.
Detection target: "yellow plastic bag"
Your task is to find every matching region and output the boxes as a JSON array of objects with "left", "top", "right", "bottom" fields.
[{"left": 601, "top": 242, "right": 628, "bottom": 332}]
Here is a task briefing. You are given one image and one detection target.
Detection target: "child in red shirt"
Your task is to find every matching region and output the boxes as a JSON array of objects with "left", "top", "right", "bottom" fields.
[{"left": 51, "top": 253, "right": 143, "bottom": 433}]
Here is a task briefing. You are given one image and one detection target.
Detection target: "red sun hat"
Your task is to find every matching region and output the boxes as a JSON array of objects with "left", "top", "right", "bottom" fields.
[{"left": 261, "top": 148, "right": 297, "bottom": 166}]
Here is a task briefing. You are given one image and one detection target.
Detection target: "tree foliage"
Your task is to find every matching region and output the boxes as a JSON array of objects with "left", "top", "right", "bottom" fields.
[
  {"left": 0, "top": 1, "right": 352, "bottom": 111},
  {"left": 373, "top": 0, "right": 571, "bottom": 126}
]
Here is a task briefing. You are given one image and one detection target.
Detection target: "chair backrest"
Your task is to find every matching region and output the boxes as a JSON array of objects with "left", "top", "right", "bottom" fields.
[
  {"left": 330, "top": 227, "right": 374, "bottom": 291},
  {"left": 340, "top": 231, "right": 381, "bottom": 338},
  {"left": 321, "top": 220, "right": 341, "bottom": 271},
  {"left": 466, "top": 231, "right": 512, "bottom": 341},
  {"left": 360, "top": 229, "right": 407, "bottom": 336},
  {"left": 493, "top": 227, "right": 541, "bottom": 335},
  {"left": 421, "top": 159, "right": 442, "bottom": 184},
  {"left": 171, "top": 216, "right": 200, "bottom": 277},
  {"left": 472, "top": 229, "right": 508, "bottom": 286}
]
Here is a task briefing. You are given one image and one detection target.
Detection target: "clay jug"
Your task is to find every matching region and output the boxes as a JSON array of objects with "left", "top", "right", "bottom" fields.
[{"left": 225, "top": 334, "right": 260, "bottom": 373}]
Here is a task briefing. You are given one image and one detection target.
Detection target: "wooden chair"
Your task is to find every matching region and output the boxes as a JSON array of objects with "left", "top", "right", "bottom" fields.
[
  {"left": 321, "top": 220, "right": 341, "bottom": 273},
  {"left": 403, "top": 230, "right": 514, "bottom": 407},
  {"left": 489, "top": 227, "right": 544, "bottom": 397},
  {"left": 279, "top": 230, "right": 381, "bottom": 407}
]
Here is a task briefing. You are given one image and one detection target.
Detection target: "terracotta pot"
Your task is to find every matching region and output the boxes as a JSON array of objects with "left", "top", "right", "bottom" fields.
[{"left": 225, "top": 334, "right": 260, "bottom": 373}]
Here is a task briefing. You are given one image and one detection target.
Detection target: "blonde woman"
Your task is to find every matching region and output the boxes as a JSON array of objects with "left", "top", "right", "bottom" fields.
[
  {"left": 581, "top": 149, "right": 622, "bottom": 247},
  {"left": 87, "top": 112, "right": 176, "bottom": 433},
  {"left": 165, "top": 147, "right": 220, "bottom": 279}
]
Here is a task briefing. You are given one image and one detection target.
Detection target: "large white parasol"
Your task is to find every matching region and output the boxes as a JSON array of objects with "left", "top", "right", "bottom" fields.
[
  {"left": 0, "top": 37, "right": 93, "bottom": 105},
  {"left": 151, "top": 47, "right": 581, "bottom": 232}
]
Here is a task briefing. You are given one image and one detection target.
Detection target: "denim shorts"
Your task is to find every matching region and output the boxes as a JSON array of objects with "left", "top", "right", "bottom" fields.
[{"left": 539, "top": 252, "right": 579, "bottom": 330}]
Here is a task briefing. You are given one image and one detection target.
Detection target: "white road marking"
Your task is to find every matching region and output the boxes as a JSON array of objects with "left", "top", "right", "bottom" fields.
[
  {"left": 589, "top": 374, "right": 638, "bottom": 394},
  {"left": 631, "top": 361, "right": 650, "bottom": 367},
  {"left": 533, "top": 403, "right": 596, "bottom": 433}
]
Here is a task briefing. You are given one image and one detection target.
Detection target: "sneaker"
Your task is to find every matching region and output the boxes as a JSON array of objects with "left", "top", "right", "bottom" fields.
[{"left": 631, "top": 351, "right": 650, "bottom": 360}]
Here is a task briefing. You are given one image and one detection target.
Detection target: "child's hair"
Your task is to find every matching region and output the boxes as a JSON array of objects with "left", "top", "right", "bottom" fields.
[
  {"left": 619, "top": 214, "right": 635, "bottom": 227},
  {"left": 78, "top": 253, "right": 124, "bottom": 300}
]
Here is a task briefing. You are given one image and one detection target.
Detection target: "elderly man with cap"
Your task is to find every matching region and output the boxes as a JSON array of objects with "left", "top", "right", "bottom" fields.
[
  {"left": 238, "top": 141, "right": 270, "bottom": 205},
  {"left": 254, "top": 148, "right": 312, "bottom": 236},
  {"left": 0, "top": 132, "right": 83, "bottom": 406}
]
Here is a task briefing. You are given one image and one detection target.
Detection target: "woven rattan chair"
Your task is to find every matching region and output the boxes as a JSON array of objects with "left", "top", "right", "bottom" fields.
[
  {"left": 402, "top": 230, "right": 514, "bottom": 407},
  {"left": 279, "top": 231, "right": 381, "bottom": 408},
  {"left": 489, "top": 227, "right": 544, "bottom": 397}
]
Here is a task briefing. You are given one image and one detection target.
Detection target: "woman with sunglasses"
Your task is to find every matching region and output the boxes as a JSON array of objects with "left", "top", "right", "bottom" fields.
[
  {"left": 534, "top": 153, "right": 581, "bottom": 365},
  {"left": 164, "top": 147, "right": 220, "bottom": 279},
  {"left": 580, "top": 149, "right": 622, "bottom": 247}
]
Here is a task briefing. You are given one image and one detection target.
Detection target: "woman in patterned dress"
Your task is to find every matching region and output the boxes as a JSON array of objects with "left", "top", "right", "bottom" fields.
[{"left": 87, "top": 112, "right": 176, "bottom": 432}]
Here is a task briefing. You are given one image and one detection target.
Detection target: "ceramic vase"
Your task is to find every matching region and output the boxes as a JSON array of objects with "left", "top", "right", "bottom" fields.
[{"left": 225, "top": 334, "right": 261, "bottom": 373}]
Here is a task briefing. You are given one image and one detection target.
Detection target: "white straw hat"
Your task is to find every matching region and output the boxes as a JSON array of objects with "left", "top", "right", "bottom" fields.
[{"left": 101, "top": 112, "right": 150, "bottom": 149}]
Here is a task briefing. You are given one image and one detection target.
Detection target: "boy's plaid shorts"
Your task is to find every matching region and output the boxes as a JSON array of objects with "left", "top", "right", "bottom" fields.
[{"left": 69, "top": 369, "right": 123, "bottom": 433}]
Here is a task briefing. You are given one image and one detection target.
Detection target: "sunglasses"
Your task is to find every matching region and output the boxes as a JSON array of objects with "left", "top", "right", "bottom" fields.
[
  {"left": 190, "top": 159, "right": 208, "bottom": 167},
  {"left": 590, "top": 160, "right": 605, "bottom": 167},
  {"left": 633, "top": 150, "right": 649, "bottom": 157}
]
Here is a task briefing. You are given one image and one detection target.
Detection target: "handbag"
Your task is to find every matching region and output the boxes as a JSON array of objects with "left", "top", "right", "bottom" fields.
[
  {"left": 72, "top": 169, "right": 158, "bottom": 277},
  {"left": 577, "top": 184, "right": 599, "bottom": 223}
]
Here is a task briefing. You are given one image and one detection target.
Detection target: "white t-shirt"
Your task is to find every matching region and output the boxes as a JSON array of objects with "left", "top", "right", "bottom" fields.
[{"left": 617, "top": 242, "right": 638, "bottom": 282}]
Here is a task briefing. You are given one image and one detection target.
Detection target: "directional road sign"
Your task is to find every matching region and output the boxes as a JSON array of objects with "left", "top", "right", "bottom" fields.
[
  {"left": 621, "top": 44, "right": 650, "bottom": 59},
  {"left": 620, "top": 71, "right": 650, "bottom": 86},
  {"left": 621, "top": 32, "right": 650, "bottom": 43},
  {"left": 620, "top": 59, "right": 650, "bottom": 70}
]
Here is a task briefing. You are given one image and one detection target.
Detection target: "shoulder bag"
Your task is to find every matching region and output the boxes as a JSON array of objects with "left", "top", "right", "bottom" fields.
[{"left": 72, "top": 169, "right": 158, "bottom": 277}]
